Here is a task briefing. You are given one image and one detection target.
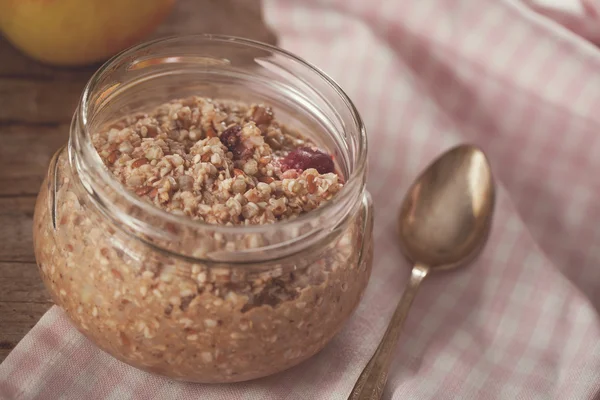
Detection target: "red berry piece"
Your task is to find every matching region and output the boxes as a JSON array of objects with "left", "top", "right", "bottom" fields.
[
  {"left": 281, "top": 147, "right": 335, "bottom": 174},
  {"left": 220, "top": 125, "right": 242, "bottom": 150},
  {"left": 219, "top": 125, "right": 251, "bottom": 159}
]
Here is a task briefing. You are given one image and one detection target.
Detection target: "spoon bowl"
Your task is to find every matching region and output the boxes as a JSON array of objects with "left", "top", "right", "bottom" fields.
[
  {"left": 398, "top": 144, "right": 495, "bottom": 270},
  {"left": 349, "top": 144, "right": 495, "bottom": 400}
]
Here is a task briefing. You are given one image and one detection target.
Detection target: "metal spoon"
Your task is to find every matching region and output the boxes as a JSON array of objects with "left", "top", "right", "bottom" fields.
[{"left": 348, "top": 144, "right": 495, "bottom": 400}]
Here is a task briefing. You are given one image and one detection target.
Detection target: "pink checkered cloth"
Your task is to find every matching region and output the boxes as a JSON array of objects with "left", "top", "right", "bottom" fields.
[
  {"left": 2, "top": 0, "right": 600, "bottom": 398},
  {"left": 526, "top": 0, "right": 600, "bottom": 43}
]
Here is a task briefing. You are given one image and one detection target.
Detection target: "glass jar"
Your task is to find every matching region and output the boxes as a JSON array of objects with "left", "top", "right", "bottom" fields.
[{"left": 33, "top": 35, "right": 373, "bottom": 383}]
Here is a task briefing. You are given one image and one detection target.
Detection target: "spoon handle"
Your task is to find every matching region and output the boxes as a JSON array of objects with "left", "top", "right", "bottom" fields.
[{"left": 348, "top": 263, "right": 430, "bottom": 400}]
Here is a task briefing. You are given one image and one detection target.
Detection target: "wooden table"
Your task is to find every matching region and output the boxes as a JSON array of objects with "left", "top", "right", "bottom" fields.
[{"left": 0, "top": 0, "right": 275, "bottom": 363}]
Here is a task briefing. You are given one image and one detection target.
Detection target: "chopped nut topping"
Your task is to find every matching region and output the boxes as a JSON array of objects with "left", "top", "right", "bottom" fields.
[{"left": 93, "top": 97, "right": 343, "bottom": 225}]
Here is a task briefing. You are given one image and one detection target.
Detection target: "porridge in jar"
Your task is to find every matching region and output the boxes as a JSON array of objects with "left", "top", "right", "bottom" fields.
[
  {"left": 34, "top": 96, "right": 373, "bottom": 382},
  {"left": 33, "top": 34, "right": 372, "bottom": 383}
]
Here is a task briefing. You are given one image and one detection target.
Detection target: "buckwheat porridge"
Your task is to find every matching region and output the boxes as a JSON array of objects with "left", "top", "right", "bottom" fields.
[{"left": 33, "top": 96, "right": 373, "bottom": 382}]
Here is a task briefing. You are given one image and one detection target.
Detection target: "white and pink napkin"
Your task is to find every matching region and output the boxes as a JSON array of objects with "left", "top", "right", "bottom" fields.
[
  {"left": 526, "top": 0, "right": 600, "bottom": 42},
  {"left": 2, "top": 0, "right": 600, "bottom": 398}
]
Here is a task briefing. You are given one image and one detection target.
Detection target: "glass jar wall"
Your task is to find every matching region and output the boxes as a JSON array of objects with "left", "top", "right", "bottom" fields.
[{"left": 33, "top": 35, "right": 373, "bottom": 383}]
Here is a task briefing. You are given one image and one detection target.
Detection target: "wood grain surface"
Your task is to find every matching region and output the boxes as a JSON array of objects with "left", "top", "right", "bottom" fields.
[{"left": 0, "top": 0, "right": 275, "bottom": 363}]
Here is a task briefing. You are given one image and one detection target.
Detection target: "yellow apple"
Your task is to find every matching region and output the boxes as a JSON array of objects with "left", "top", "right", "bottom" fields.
[{"left": 0, "top": 0, "right": 175, "bottom": 66}]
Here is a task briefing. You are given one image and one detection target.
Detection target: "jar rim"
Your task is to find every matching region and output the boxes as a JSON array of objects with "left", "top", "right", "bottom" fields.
[{"left": 75, "top": 34, "right": 368, "bottom": 238}]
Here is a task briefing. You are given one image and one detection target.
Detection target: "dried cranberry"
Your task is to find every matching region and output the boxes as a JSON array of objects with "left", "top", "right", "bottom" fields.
[
  {"left": 281, "top": 147, "right": 335, "bottom": 174},
  {"left": 220, "top": 125, "right": 242, "bottom": 150},
  {"left": 219, "top": 125, "right": 251, "bottom": 159}
]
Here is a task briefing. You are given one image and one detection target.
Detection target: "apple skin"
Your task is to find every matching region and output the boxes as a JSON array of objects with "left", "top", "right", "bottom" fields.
[{"left": 0, "top": 0, "right": 176, "bottom": 66}]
